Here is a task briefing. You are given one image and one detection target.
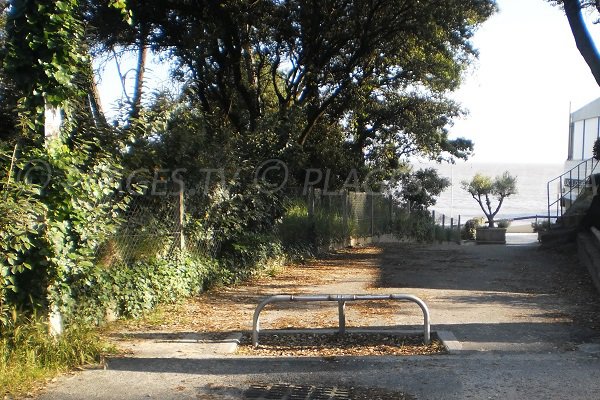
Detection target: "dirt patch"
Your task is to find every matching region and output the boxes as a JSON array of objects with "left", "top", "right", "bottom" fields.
[
  {"left": 109, "top": 246, "right": 382, "bottom": 335},
  {"left": 237, "top": 332, "right": 446, "bottom": 357}
]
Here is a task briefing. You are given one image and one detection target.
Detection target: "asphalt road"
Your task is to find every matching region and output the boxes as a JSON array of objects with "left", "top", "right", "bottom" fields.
[{"left": 38, "top": 238, "right": 600, "bottom": 400}]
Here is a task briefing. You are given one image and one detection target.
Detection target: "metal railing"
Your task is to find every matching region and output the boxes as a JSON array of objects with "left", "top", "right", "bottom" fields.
[
  {"left": 251, "top": 294, "right": 431, "bottom": 347},
  {"left": 547, "top": 158, "right": 599, "bottom": 222}
]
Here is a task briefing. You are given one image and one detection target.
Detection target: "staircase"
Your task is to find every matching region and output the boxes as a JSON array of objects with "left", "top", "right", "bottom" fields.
[{"left": 543, "top": 158, "right": 599, "bottom": 246}]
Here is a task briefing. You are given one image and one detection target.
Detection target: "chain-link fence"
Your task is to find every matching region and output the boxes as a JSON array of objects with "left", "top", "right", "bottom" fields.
[
  {"left": 95, "top": 187, "right": 462, "bottom": 269},
  {"left": 309, "top": 190, "right": 396, "bottom": 237},
  {"left": 94, "top": 189, "right": 222, "bottom": 268},
  {"left": 431, "top": 210, "right": 462, "bottom": 243},
  {"left": 94, "top": 193, "right": 184, "bottom": 267},
  {"left": 273, "top": 189, "right": 398, "bottom": 248}
]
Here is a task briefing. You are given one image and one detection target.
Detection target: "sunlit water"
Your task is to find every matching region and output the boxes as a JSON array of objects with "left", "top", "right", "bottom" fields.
[{"left": 417, "top": 162, "right": 565, "bottom": 224}]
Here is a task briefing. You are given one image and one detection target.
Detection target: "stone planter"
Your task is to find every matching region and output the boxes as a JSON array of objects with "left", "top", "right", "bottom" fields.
[{"left": 476, "top": 227, "right": 507, "bottom": 244}]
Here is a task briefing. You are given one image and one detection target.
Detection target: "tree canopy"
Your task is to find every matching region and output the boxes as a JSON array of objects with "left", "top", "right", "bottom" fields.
[
  {"left": 462, "top": 171, "right": 517, "bottom": 227},
  {"left": 0, "top": 0, "right": 498, "bottom": 231},
  {"left": 80, "top": 0, "right": 496, "bottom": 172}
]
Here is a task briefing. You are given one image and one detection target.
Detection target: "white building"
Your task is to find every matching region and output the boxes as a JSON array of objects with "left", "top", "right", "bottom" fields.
[{"left": 567, "top": 97, "right": 600, "bottom": 171}]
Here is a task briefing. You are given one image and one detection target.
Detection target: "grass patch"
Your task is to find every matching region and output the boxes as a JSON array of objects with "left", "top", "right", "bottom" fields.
[{"left": 0, "top": 312, "right": 116, "bottom": 398}]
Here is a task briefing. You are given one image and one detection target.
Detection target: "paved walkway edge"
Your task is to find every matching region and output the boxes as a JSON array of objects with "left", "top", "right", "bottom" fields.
[{"left": 436, "top": 330, "right": 462, "bottom": 354}]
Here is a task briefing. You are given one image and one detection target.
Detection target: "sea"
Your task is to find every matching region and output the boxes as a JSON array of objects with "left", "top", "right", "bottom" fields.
[{"left": 416, "top": 162, "right": 566, "bottom": 225}]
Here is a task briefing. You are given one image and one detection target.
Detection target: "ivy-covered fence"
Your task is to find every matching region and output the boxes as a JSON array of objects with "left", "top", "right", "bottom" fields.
[{"left": 0, "top": 166, "right": 435, "bottom": 331}]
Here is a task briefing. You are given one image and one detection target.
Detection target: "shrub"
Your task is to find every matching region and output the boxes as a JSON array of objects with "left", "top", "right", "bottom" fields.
[
  {"left": 496, "top": 219, "right": 511, "bottom": 229},
  {"left": 276, "top": 199, "right": 356, "bottom": 248},
  {"left": 594, "top": 138, "right": 600, "bottom": 161},
  {"left": 277, "top": 200, "right": 312, "bottom": 247},
  {"left": 461, "top": 217, "right": 485, "bottom": 240},
  {"left": 393, "top": 209, "right": 434, "bottom": 242},
  {"left": 532, "top": 220, "right": 552, "bottom": 232}
]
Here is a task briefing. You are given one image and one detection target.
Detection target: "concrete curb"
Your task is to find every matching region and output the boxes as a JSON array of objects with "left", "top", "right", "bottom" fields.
[
  {"left": 216, "top": 332, "right": 244, "bottom": 354},
  {"left": 436, "top": 330, "right": 463, "bottom": 354}
]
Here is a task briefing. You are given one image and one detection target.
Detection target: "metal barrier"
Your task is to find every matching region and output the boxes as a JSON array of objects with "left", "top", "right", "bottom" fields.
[{"left": 251, "top": 294, "right": 430, "bottom": 347}]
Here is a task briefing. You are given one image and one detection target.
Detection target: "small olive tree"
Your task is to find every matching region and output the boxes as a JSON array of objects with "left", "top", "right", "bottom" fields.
[{"left": 461, "top": 171, "right": 517, "bottom": 228}]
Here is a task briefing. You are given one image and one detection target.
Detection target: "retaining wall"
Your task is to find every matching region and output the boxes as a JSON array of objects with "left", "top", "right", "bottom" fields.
[{"left": 577, "top": 227, "right": 600, "bottom": 293}]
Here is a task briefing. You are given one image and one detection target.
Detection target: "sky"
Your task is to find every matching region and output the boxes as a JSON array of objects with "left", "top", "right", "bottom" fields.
[
  {"left": 97, "top": 0, "right": 600, "bottom": 165},
  {"left": 449, "top": 0, "right": 600, "bottom": 164}
]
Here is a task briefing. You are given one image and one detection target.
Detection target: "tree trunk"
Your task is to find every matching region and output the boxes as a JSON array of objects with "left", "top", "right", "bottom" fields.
[
  {"left": 86, "top": 60, "right": 108, "bottom": 128},
  {"left": 563, "top": 0, "right": 600, "bottom": 86},
  {"left": 44, "top": 101, "right": 62, "bottom": 144},
  {"left": 130, "top": 38, "right": 148, "bottom": 122}
]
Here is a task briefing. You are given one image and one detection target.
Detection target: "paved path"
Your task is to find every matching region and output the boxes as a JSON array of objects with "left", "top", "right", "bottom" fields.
[{"left": 38, "top": 239, "right": 600, "bottom": 399}]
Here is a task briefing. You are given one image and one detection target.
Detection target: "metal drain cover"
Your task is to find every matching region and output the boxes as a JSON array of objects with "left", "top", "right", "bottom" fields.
[{"left": 243, "top": 383, "right": 411, "bottom": 400}]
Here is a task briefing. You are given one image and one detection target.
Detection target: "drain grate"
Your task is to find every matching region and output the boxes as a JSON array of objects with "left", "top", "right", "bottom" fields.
[
  {"left": 244, "top": 384, "right": 349, "bottom": 400},
  {"left": 243, "top": 383, "right": 411, "bottom": 400}
]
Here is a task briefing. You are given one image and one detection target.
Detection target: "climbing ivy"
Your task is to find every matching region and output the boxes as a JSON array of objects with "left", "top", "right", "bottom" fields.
[{"left": 4, "top": 0, "right": 87, "bottom": 137}]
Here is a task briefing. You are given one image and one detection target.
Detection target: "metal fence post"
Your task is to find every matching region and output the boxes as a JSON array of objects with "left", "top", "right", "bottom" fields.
[
  {"left": 308, "top": 187, "right": 315, "bottom": 247},
  {"left": 179, "top": 190, "right": 185, "bottom": 252},
  {"left": 431, "top": 210, "right": 436, "bottom": 243},
  {"left": 342, "top": 190, "right": 349, "bottom": 243},
  {"left": 370, "top": 194, "right": 374, "bottom": 237},
  {"left": 388, "top": 194, "right": 393, "bottom": 233}
]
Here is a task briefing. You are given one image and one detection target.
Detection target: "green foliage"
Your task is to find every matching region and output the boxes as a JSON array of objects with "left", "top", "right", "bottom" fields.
[
  {"left": 496, "top": 219, "right": 511, "bottom": 229},
  {"left": 5, "top": 0, "right": 87, "bottom": 136},
  {"left": 218, "top": 234, "right": 286, "bottom": 285},
  {"left": 277, "top": 199, "right": 357, "bottom": 249},
  {"left": 434, "top": 226, "right": 458, "bottom": 243},
  {"left": 84, "top": 0, "right": 496, "bottom": 173},
  {"left": 461, "top": 171, "right": 518, "bottom": 227},
  {"left": 0, "top": 182, "right": 47, "bottom": 325},
  {"left": 462, "top": 217, "right": 485, "bottom": 240},
  {"left": 0, "top": 139, "right": 128, "bottom": 326},
  {"left": 108, "top": 0, "right": 132, "bottom": 24},
  {"left": 0, "top": 309, "right": 114, "bottom": 398},
  {"left": 277, "top": 200, "right": 313, "bottom": 246},
  {"left": 392, "top": 210, "right": 435, "bottom": 243},
  {"left": 106, "top": 255, "right": 219, "bottom": 319},
  {"left": 593, "top": 138, "right": 600, "bottom": 161},
  {"left": 395, "top": 167, "right": 451, "bottom": 210},
  {"left": 532, "top": 220, "right": 553, "bottom": 232}
]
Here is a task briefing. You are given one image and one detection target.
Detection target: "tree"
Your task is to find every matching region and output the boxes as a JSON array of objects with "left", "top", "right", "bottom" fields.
[
  {"left": 395, "top": 168, "right": 451, "bottom": 211},
  {"left": 461, "top": 171, "right": 517, "bottom": 227},
  {"left": 83, "top": 0, "right": 495, "bottom": 182},
  {"left": 552, "top": 0, "right": 600, "bottom": 86}
]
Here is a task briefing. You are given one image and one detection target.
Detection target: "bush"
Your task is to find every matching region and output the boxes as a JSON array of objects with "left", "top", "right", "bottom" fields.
[
  {"left": 461, "top": 217, "right": 485, "bottom": 240},
  {"left": 277, "top": 200, "right": 313, "bottom": 247},
  {"left": 392, "top": 210, "right": 434, "bottom": 242},
  {"left": 532, "top": 220, "right": 552, "bottom": 232},
  {"left": 63, "top": 253, "right": 220, "bottom": 322},
  {"left": 276, "top": 199, "right": 356, "bottom": 248},
  {"left": 218, "top": 233, "right": 286, "bottom": 284},
  {"left": 496, "top": 219, "right": 511, "bottom": 229}
]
